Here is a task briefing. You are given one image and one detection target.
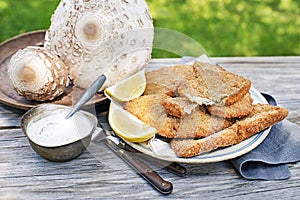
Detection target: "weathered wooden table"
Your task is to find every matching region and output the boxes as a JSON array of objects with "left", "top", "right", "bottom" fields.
[{"left": 1, "top": 56, "right": 299, "bottom": 199}]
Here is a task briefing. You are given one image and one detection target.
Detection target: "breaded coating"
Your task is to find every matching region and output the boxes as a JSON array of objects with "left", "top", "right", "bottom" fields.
[
  {"left": 171, "top": 104, "right": 289, "bottom": 158},
  {"left": 124, "top": 94, "right": 179, "bottom": 138},
  {"left": 162, "top": 97, "right": 198, "bottom": 118},
  {"left": 144, "top": 64, "right": 193, "bottom": 97},
  {"left": 207, "top": 93, "right": 254, "bottom": 118},
  {"left": 175, "top": 107, "right": 234, "bottom": 139},
  {"left": 178, "top": 62, "right": 251, "bottom": 106}
]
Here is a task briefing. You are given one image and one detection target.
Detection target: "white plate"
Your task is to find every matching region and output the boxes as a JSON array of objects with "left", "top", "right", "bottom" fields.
[{"left": 124, "top": 87, "right": 271, "bottom": 163}]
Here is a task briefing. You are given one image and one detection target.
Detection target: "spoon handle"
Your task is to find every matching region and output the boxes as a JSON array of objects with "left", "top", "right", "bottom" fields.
[{"left": 66, "top": 74, "right": 106, "bottom": 119}]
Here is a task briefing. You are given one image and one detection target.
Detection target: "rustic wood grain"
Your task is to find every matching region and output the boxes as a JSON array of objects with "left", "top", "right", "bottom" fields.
[{"left": 0, "top": 57, "right": 299, "bottom": 199}]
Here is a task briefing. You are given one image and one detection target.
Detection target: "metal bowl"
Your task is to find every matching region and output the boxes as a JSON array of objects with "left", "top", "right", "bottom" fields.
[{"left": 21, "top": 104, "right": 98, "bottom": 162}]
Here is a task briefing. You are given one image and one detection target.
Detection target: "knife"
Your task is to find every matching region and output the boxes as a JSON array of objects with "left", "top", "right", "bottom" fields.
[
  {"left": 105, "top": 138, "right": 173, "bottom": 195},
  {"left": 91, "top": 127, "right": 173, "bottom": 195},
  {"left": 92, "top": 127, "right": 173, "bottom": 195},
  {"left": 104, "top": 132, "right": 187, "bottom": 176}
]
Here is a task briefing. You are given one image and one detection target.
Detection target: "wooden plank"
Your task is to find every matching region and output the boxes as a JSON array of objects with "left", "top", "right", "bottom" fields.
[{"left": 1, "top": 128, "right": 300, "bottom": 199}]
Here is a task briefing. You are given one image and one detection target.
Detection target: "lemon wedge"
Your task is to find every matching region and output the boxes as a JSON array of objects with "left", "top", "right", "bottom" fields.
[
  {"left": 108, "top": 101, "right": 157, "bottom": 142},
  {"left": 105, "top": 69, "right": 146, "bottom": 102}
]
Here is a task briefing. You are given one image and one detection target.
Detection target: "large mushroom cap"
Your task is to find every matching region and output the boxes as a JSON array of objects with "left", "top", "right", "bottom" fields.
[
  {"left": 8, "top": 46, "right": 69, "bottom": 101},
  {"left": 44, "top": 0, "right": 154, "bottom": 89}
]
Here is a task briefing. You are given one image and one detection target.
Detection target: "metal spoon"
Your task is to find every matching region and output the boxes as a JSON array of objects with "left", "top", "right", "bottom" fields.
[{"left": 66, "top": 74, "right": 106, "bottom": 119}]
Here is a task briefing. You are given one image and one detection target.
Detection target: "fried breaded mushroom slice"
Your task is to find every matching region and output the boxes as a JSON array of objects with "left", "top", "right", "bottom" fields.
[
  {"left": 162, "top": 97, "right": 199, "bottom": 118},
  {"left": 178, "top": 62, "right": 251, "bottom": 106},
  {"left": 125, "top": 94, "right": 179, "bottom": 138},
  {"left": 175, "top": 107, "right": 234, "bottom": 139},
  {"left": 171, "top": 104, "right": 288, "bottom": 158},
  {"left": 207, "top": 93, "right": 254, "bottom": 118},
  {"left": 144, "top": 64, "right": 194, "bottom": 97}
]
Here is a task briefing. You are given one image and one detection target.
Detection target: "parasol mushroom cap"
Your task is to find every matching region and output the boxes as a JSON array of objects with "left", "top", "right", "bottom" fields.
[
  {"left": 8, "top": 46, "right": 69, "bottom": 101},
  {"left": 44, "top": 0, "right": 154, "bottom": 89}
]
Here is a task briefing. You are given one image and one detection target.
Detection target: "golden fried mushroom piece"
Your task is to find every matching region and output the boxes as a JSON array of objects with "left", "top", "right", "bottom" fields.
[
  {"left": 144, "top": 64, "right": 193, "bottom": 96},
  {"left": 178, "top": 62, "right": 251, "bottom": 106},
  {"left": 175, "top": 107, "right": 234, "bottom": 139},
  {"left": 162, "top": 97, "right": 198, "bottom": 118},
  {"left": 125, "top": 94, "right": 179, "bottom": 138},
  {"left": 171, "top": 104, "right": 288, "bottom": 158},
  {"left": 207, "top": 93, "right": 254, "bottom": 118}
]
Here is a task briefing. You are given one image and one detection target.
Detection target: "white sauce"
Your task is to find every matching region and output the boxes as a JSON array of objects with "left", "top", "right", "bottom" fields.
[{"left": 26, "top": 111, "right": 94, "bottom": 147}]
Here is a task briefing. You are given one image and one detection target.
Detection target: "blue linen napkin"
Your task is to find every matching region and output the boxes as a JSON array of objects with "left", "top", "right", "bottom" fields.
[{"left": 231, "top": 118, "right": 300, "bottom": 180}]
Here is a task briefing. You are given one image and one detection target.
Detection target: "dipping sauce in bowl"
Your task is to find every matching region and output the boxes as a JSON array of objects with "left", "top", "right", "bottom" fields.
[
  {"left": 21, "top": 104, "right": 97, "bottom": 162},
  {"left": 27, "top": 110, "right": 93, "bottom": 147}
]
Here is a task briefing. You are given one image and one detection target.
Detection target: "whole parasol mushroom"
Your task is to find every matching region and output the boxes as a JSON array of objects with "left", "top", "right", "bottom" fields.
[
  {"left": 44, "top": 0, "right": 154, "bottom": 89},
  {"left": 8, "top": 46, "right": 69, "bottom": 101}
]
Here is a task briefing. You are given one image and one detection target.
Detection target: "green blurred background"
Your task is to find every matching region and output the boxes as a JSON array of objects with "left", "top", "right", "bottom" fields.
[{"left": 0, "top": 0, "right": 299, "bottom": 57}]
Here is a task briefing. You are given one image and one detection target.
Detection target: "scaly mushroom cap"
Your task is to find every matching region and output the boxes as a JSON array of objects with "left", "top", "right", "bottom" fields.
[
  {"left": 44, "top": 0, "right": 154, "bottom": 89},
  {"left": 8, "top": 46, "right": 69, "bottom": 101}
]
